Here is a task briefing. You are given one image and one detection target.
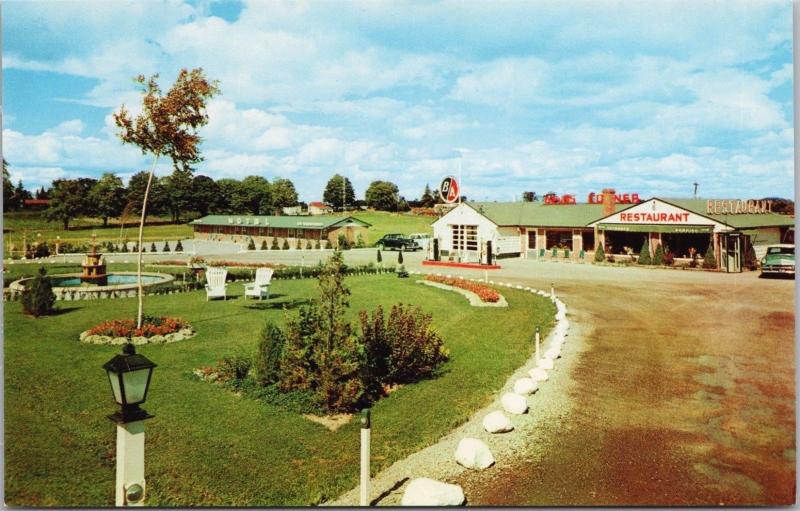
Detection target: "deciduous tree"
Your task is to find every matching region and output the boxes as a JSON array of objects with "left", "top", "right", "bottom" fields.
[
  {"left": 89, "top": 172, "right": 126, "bottom": 226},
  {"left": 323, "top": 174, "right": 355, "bottom": 211},
  {"left": 271, "top": 178, "right": 299, "bottom": 210},
  {"left": 365, "top": 180, "right": 400, "bottom": 211},
  {"left": 114, "top": 68, "right": 219, "bottom": 328}
]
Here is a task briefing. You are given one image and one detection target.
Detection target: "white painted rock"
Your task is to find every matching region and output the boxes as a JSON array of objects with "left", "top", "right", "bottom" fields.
[
  {"left": 454, "top": 438, "right": 495, "bottom": 470},
  {"left": 501, "top": 392, "right": 528, "bottom": 415},
  {"left": 529, "top": 367, "right": 549, "bottom": 381},
  {"left": 556, "top": 311, "right": 566, "bottom": 321},
  {"left": 483, "top": 411, "right": 514, "bottom": 433},
  {"left": 537, "top": 290, "right": 547, "bottom": 296},
  {"left": 401, "top": 478, "right": 465, "bottom": 506},
  {"left": 513, "top": 377, "right": 538, "bottom": 395},
  {"left": 537, "top": 357, "right": 554, "bottom": 369},
  {"left": 545, "top": 346, "right": 561, "bottom": 360}
]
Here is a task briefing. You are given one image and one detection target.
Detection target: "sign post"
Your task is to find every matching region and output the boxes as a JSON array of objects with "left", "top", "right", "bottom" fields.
[{"left": 360, "top": 409, "right": 371, "bottom": 506}]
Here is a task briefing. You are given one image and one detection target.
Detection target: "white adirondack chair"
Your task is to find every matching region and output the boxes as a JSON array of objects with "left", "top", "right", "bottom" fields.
[
  {"left": 244, "top": 268, "right": 274, "bottom": 300},
  {"left": 205, "top": 267, "right": 228, "bottom": 301}
]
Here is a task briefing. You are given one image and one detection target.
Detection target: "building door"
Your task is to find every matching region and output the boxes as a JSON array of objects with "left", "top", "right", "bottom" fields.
[{"left": 720, "top": 233, "right": 742, "bottom": 273}]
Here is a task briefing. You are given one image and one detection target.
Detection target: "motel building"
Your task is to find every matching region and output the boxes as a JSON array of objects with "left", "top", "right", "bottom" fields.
[
  {"left": 190, "top": 214, "right": 371, "bottom": 247},
  {"left": 431, "top": 189, "right": 794, "bottom": 272}
]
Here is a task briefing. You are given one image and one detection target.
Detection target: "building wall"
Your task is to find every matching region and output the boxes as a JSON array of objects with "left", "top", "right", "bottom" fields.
[{"left": 432, "top": 204, "right": 501, "bottom": 254}]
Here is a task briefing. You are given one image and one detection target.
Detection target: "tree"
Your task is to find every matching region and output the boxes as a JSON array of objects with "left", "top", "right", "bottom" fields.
[
  {"left": 45, "top": 178, "right": 96, "bottom": 229},
  {"left": 89, "top": 172, "right": 126, "bottom": 226},
  {"left": 365, "top": 180, "right": 400, "bottom": 211},
  {"left": 3, "top": 160, "right": 13, "bottom": 211},
  {"left": 637, "top": 239, "right": 651, "bottom": 265},
  {"left": 114, "top": 68, "right": 219, "bottom": 328},
  {"left": 14, "top": 180, "right": 32, "bottom": 210},
  {"left": 594, "top": 243, "right": 605, "bottom": 263},
  {"left": 522, "top": 191, "right": 537, "bottom": 202},
  {"left": 190, "top": 175, "right": 222, "bottom": 216},
  {"left": 703, "top": 246, "right": 717, "bottom": 269},
  {"left": 239, "top": 175, "right": 272, "bottom": 215},
  {"left": 217, "top": 178, "right": 245, "bottom": 213},
  {"left": 272, "top": 178, "right": 299, "bottom": 210},
  {"left": 323, "top": 174, "right": 355, "bottom": 212},
  {"left": 127, "top": 170, "right": 168, "bottom": 216},
  {"left": 162, "top": 167, "right": 194, "bottom": 222},
  {"left": 652, "top": 243, "right": 664, "bottom": 265},
  {"left": 420, "top": 183, "right": 436, "bottom": 207},
  {"left": 21, "top": 266, "right": 57, "bottom": 317}
]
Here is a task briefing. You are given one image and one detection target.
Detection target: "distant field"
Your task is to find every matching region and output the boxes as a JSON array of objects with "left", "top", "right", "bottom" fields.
[
  {"left": 3, "top": 210, "right": 434, "bottom": 252},
  {"left": 3, "top": 211, "right": 193, "bottom": 249}
]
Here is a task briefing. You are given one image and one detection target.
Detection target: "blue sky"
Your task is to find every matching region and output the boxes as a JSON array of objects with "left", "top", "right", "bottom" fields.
[{"left": 2, "top": 0, "right": 793, "bottom": 202}]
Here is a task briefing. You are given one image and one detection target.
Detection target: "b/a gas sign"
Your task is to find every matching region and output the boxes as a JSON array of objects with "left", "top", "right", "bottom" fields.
[{"left": 439, "top": 176, "right": 460, "bottom": 203}]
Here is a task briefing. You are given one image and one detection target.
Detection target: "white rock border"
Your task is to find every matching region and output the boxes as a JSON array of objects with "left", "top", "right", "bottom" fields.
[
  {"left": 416, "top": 279, "right": 508, "bottom": 307},
  {"left": 79, "top": 327, "right": 196, "bottom": 345}
]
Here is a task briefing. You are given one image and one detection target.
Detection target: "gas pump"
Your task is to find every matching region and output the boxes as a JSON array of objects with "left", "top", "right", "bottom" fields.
[{"left": 486, "top": 240, "right": 493, "bottom": 266}]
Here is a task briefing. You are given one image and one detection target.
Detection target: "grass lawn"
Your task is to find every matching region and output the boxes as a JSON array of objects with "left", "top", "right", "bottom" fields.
[
  {"left": 5, "top": 273, "right": 552, "bottom": 506},
  {"left": 324, "top": 210, "right": 433, "bottom": 245}
]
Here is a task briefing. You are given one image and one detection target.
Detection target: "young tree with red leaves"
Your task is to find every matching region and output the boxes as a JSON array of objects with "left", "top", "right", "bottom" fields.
[{"left": 114, "top": 69, "right": 219, "bottom": 328}]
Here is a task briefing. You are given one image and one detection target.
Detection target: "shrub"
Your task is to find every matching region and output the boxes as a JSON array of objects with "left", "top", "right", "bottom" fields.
[
  {"left": 163, "top": 241, "right": 171, "bottom": 252},
  {"left": 594, "top": 243, "right": 605, "bottom": 262},
  {"left": 398, "top": 250, "right": 404, "bottom": 264},
  {"left": 131, "top": 242, "right": 139, "bottom": 253},
  {"left": 34, "top": 242, "right": 50, "bottom": 258},
  {"left": 21, "top": 266, "right": 56, "bottom": 317},
  {"left": 247, "top": 238, "right": 256, "bottom": 250},
  {"left": 296, "top": 239, "right": 302, "bottom": 250},
  {"left": 254, "top": 321, "right": 285, "bottom": 386},
  {"left": 663, "top": 251, "right": 675, "bottom": 266},
  {"left": 607, "top": 254, "right": 615, "bottom": 263},
  {"left": 355, "top": 234, "right": 366, "bottom": 248},
  {"left": 359, "top": 306, "right": 390, "bottom": 398},
  {"left": 217, "top": 356, "right": 252, "bottom": 382},
  {"left": 337, "top": 233, "right": 350, "bottom": 250},
  {"left": 261, "top": 239, "right": 268, "bottom": 250},
  {"left": 551, "top": 247, "right": 557, "bottom": 257},
  {"left": 271, "top": 237, "right": 279, "bottom": 250},
  {"left": 121, "top": 242, "right": 129, "bottom": 253},
  {"left": 151, "top": 242, "right": 157, "bottom": 252},
  {"left": 703, "top": 246, "right": 717, "bottom": 269},
  {"left": 282, "top": 239, "right": 290, "bottom": 250},
  {"left": 305, "top": 240, "right": 312, "bottom": 250},
  {"left": 638, "top": 239, "right": 651, "bottom": 265},
  {"left": 377, "top": 249, "right": 382, "bottom": 264},
  {"left": 175, "top": 240, "right": 184, "bottom": 252},
  {"left": 384, "top": 304, "right": 448, "bottom": 384},
  {"left": 652, "top": 244, "right": 664, "bottom": 265},
  {"left": 315, "top": 240, "right": 321, "bottom": 249},
  {"left": 141, "top": 244, "right": 147, "bottom": 253},
  {"left": 86, "top": 315, "right": 190, "bottom": 338},
  {"left": 396, "top": 264, "right": 409, "bottom": 278}
]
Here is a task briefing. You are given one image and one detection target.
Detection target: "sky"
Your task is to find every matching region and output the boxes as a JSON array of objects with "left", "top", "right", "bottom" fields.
[{"left": 2, "top": 0, "right": 794, "bottom": 203}]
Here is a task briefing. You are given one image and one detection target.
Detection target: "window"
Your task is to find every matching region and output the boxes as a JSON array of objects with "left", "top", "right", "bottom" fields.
[
  {"left": 451, "top": 224, "right": 478, "bottom": 252},
  {"left": 527, "top": 230, "right": 537, "bottom": 249}
]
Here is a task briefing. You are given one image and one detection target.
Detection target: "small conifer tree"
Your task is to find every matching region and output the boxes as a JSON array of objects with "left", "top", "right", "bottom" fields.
[
  {"left": 163, "top": 241, "right": 171, "bottom": 253},
  {"left": 398, "top": 250, "right": 404, "bottom": 264},
  {"left": 282, "top": 239, "right": 290, "bottom": 250},
  {"left": 377, "top": 249, "right": 383, "bottom": 264},
  {"left": 638, "top": 239, "right": 651, "bottom": 265},
  {"left": 652, "top": 243, "right": 664, "bottom": 265},
  {"left": 306, "top": 240, "right": 312, "bottom": 250},
  {"left": 296, "top": 239, "right": 302, "bottom": 250},
  {"left": 703, "top": 246, "right": 717, "bottom": 269},
  {"left": 151, "top": 242, "right": 157, "bottom": 252},
  {"left": 248, "top": 238, "right": 256, "bottom": 250},
  {"left": 121, "top": 242, "right": 129, "bottom": 253},
  {"left": 21, "top": 266, "right": 56, "bottom": 317},
  {"left": 175, "top": 240, "right": 184, "bottom": 252},
  {"left": 261, "top": 239, "right": 268, "bottom": 250},
  {"left": 315, "top": 240, "right": 321, "bottom": 249},
  {"left": 594, "top": 243, "right": 605, "bottom": 262},
  {"left": 271, "top": 237, "right": 279, "bottom": 250}
]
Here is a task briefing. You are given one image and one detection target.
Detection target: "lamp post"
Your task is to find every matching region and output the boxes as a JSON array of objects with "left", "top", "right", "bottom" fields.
[{"left": 103, "top": 343, "right": 156, "bottom": 507}]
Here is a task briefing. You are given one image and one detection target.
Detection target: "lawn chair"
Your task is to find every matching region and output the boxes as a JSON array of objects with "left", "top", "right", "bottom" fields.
[
  {"left": 205, "top": 267, "right": 228, "bottom": 301},
  {"left": 244, "top": 268, "right": 274, "bottom": 300}
]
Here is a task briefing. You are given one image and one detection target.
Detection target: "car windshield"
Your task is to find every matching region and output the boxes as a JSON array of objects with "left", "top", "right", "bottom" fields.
[{"left": 767, "top": 247, "right": 794, "bottom": 255}]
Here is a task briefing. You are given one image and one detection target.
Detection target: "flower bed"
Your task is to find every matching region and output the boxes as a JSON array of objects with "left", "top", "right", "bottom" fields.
[
  {"left": 424, "top": 275, "right": 501, "bottom": 303},
  {"left": 80, "top": 315, "right": 196, "bottom": 345}
]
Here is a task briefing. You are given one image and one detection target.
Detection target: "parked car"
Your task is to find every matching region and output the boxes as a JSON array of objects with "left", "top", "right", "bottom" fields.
[
  {"left": 760, "top": 244, "right": 795, "bottom": 277},
  {"left": 408, "top": 233, "right": 432, "bottom": 250},
  {"left": 375, "top": 233, "right": 421, "bottom": 251}
]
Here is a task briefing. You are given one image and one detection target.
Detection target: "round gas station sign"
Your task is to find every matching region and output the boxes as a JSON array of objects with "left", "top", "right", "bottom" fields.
[{"left": 439, "top": 176, "right": 460, "bottom": 204}]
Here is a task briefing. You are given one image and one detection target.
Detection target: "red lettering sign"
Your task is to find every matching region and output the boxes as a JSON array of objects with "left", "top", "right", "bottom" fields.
[
  {"left": 587, "top": 192, "right": 641, "bottom": 204},
  {"left": 619, "top": 212, "right": 690, "bottom": 223},
  {"left": 544, "top": 194, "right": 576, "bottom": 205}
]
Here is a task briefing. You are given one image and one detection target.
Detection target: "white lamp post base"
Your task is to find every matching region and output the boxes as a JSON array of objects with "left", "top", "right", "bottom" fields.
[{"left": 116, "top": 420, "right": 146, "bottom": 507}]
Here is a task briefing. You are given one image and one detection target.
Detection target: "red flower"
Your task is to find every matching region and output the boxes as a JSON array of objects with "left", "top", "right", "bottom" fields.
[{"left": 424, "top": 275, "right": 500, "bottom": 303}]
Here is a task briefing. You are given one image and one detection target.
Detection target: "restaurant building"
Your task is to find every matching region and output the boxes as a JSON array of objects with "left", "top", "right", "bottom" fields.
[
  {"left": 431, "top": 190, "right": 794, "bottom": 271},
  {"left": 191, "top": 214, "right": 371, "bottom": 247}
]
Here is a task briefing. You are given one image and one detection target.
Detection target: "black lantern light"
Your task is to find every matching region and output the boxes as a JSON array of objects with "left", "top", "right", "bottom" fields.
[{"left": 103, "top": 343, "right": 156, "bottom": 423}]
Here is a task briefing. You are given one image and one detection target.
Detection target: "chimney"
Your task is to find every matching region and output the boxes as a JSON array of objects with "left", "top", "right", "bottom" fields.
[{"left": 602, "top": 188, "right": 616, "bottom": 217}]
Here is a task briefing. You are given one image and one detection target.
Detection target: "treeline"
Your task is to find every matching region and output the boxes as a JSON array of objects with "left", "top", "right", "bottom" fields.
[{"left": 4, "top": 160, "right": 446, "bottom": 230}]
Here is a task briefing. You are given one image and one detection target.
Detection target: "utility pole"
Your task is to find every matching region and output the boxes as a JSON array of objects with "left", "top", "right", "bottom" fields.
[
  {"left": 693, "top": 182, "right": 698, "bottom": 198},
  {"left": 342, "top": 176, "right": 346, "bottom": 214}
]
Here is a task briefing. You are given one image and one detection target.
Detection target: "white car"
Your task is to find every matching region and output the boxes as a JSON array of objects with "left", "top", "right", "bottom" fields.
[{"left": 408, "top": 233, "right": 432, "bottom": 250}]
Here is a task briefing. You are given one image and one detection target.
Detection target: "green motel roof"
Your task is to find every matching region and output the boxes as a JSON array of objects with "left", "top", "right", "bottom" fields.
[
  {"left": 466, "top": 201, "right": 607, "bottom": 228},
  {"left": 191, "top": 215, "right": 371, "bottom": 230}
]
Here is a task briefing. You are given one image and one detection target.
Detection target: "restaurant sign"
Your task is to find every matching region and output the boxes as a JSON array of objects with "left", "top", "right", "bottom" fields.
[
  {"left": 706, "top": 199, "right": 773, "bottom": 215},
  {"left": 587, "top": 192, "right": 641, "bottom": 204}
]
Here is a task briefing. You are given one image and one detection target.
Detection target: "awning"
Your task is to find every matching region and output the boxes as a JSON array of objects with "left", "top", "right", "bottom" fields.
[{"left": 597, "top": 223, "right": 714, "bottom": 234}]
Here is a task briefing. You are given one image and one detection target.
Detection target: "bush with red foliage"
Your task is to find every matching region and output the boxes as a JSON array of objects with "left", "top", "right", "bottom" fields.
[
  {"left": 424, "top": 275, "right": 501, "bottom": 303},
  {"left": 87, "top": 315, "right": 190, "bottom": 338}
]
